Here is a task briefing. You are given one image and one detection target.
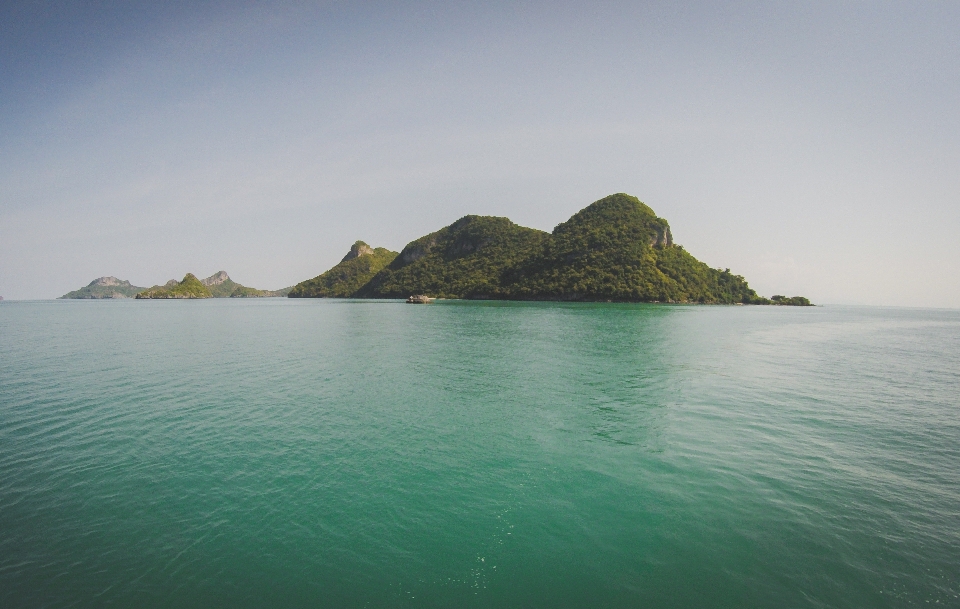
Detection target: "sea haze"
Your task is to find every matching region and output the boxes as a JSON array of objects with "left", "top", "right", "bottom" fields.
[{"left": 1, "top": 299, "right": 958, "bottom": 607}]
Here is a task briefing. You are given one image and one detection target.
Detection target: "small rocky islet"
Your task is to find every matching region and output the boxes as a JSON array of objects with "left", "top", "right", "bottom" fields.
[{"left": 61, "top": 194, "right": 812, "bottom": 305}]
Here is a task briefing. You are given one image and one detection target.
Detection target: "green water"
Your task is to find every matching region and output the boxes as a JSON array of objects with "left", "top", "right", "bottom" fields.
[{"left": 1, "top": 299, "right": 958, "bottom": 608}]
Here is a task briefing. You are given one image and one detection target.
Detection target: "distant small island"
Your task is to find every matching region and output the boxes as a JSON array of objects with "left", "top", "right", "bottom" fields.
[
  {"left": 290, "top": 193, "right": 813, "bottom": 305},
  {"left": 770, "top": 295, "right": 812, "bottom": 306},
  {"left": 59, "top": 276, "right": 147, "bottom": 299},
  {"left": 136, "top": 271, "right": 290, "bottom": 299},
  {"left": 60, "top": 272, "right": 290, "bottom": 300}
]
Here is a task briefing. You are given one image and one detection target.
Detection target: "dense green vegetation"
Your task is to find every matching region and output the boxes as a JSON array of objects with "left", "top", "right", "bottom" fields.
[
  {"left": 59, "top": 196, "right": 809, "bottom": 305},
  {"left": 355, "top": 219, "right": 548, "bottom": 299},
  {"left": 289, "top": 242, "right": 398, "bottom": 298},
  {"left": 228, "top": 284, "right": 265, "bottom": 297},
  {"left": 292, "top": 193, "right": 812, "bottom": 304},
  {"left": 205, "top": 276, "right": 241, "bottom": 298},
  {"left": 136, "top": 274, "right": 213, "bottom": 299},
  {"left": 130, "top": 271, "right": 288, "bottom": 299},
  {"left": 59, "top": 277, "right": 146, "bottom": 299},
  {"left": 770, "top": 295, "right": 813, "bottom": 306},
  {"left": 503, "top": 194, "right": 767, "bottom": 303}
]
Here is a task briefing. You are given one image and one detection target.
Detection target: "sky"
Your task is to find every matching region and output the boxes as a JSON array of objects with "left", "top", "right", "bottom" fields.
[{"left": 1, "top": 1, "right": 958, "bottom": 305}]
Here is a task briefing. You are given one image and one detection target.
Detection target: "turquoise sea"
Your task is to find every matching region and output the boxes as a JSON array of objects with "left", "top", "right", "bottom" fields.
[{"left": 1, "top": 299, "right": 958, "bottom": 608}]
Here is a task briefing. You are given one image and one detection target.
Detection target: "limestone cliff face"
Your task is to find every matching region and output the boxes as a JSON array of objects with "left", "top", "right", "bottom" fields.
[
  {"left": 400, "top": 239, "right": 437, "bottom": 264},
  {"left": 88, "top": 276, "right": 128, "bottom": 287},
  {"left": 341, "top": 241, "right": 375, "bottom": 262},
  {"left": 650, "top": 224, "right": 673, "bottom": 248},
  {"left": 201, "top": 271, "right": 230, "bottom": 286}
]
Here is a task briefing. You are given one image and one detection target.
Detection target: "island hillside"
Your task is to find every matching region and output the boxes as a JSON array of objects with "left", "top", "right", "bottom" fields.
[
  {"left": 295, "top": 193, "right": 812, "bottom": 304},
  {"left": 199, "top": 270, "right": 291, "bottom": 298},
  {"left": 288, "top": 241, "right": 399, "bottom": 298},
  {"left": 136, "top": 273, "right": 212, "bottom": 299},
  {"left": 59, "top": 277, "right": 146, "bottom": 299},
  {"left": 354, "top": 217, "right": 547, "bottom": 299}
]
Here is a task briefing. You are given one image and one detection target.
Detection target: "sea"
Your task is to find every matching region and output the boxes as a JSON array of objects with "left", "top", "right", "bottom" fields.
[{"left": 1, "top": 299, "right": 958, "bottom": 608}]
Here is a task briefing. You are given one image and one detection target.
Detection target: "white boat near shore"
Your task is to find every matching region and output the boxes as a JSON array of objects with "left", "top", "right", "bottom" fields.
[{"left": 406, "top": 295, "right": 434, "bottom": 304}]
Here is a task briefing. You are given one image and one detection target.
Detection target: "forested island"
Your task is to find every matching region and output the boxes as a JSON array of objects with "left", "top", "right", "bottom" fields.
[
  {"left": 290, "top": 193, "right": 812, "bottom": 305},
  {"left": 60, "top": 272, "right": 290, "bottom": 299},
  {"left": 135, "top": 271, "right": 290, "bottom": 299},
  {"left": 58, "top": 194, "right": 811, "bottom": 305},
  {"left": 59, "top": 276, "right": 147, "bottom": 299}
]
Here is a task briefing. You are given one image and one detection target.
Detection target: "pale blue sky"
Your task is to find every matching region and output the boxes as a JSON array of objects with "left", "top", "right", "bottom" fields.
[{"left": 2, "top": 1, "right": 958, "bottom": 305}]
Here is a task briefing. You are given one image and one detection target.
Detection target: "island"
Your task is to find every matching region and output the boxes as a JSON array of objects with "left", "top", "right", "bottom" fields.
[
  {"left": 61, "top": 272, "right": 290, "bottom": 299},
  {"left": 135, "top": 271, "right": 291, "bottom": 299},
  {"left": 59, "top": 277, "right": 147, "bottom": 299},
  {"left": 290, "top": 193, "right": 813, "bottom": 305},
  {"left": 136, "top": 273, "right": 212, "bottom": 299}
]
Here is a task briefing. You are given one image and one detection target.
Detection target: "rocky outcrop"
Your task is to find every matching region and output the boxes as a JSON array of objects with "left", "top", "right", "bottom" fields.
[
  {"left": 89, "top": 276, "right": 126, "bottom": 287},
  {"left": 341, "top": 241, "right": 375, "bottom": 262},
  {"left": 650, "top": 224, "right": 673, "bottom": 248},
  {"left": 399, "top": 238, "right": 438, "bottom": 264},
  {"left": 201, "top": 271, "right": 230, "bottom": 286}
]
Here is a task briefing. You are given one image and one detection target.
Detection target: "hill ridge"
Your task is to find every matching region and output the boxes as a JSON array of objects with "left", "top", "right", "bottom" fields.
[{"left": 294, "top": 193, "right": 812, "bottom": 305}]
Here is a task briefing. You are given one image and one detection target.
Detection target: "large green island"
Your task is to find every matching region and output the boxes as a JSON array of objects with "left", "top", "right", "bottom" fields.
[{"left": 290, "top": 193, "right": 812, "bottom": 305}]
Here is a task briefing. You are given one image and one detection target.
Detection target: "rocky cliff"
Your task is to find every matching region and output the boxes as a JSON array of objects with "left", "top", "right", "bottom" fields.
[
  {"left": 341, "top": 241, "right": 376, "bottom": 262},
  {"left": 201, "top": 271, "right": 230, "bottom": 287}
]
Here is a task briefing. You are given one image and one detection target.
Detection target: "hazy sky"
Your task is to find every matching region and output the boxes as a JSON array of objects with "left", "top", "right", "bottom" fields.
[{"left": 2, "top": 1, "right": 958, "bottom": 305}]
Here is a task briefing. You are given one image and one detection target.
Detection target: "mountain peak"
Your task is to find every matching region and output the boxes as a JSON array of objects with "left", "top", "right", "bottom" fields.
[
  {"left": 201, "top": 271, "right": 230, "bottom": 286},
  {"left": 555, "top": 192, "right": 673, "bottom": 248},
  {"left": 60, "top": 276, "right": 145, "bottom": 299},
  {"left": 289, "top": 243, "right": 399, "bottom": 298},
  {"left": 341, "top": 241, "right": 375, "bottom": 262},
  {"left": 88, "top": 276, "right": 129, "bottom": 287}
]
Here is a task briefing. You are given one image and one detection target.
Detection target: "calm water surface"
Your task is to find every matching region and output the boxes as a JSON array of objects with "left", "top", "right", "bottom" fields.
[{"left": 1, "top": 299, "right": 958, "bottom": 608}]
